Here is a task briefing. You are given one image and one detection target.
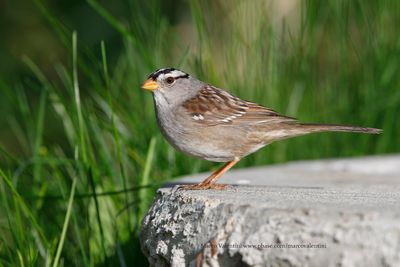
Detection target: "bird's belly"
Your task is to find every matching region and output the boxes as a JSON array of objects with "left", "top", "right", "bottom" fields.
[
  {"left": 163, "top": 127, "right": 236, "bottom": 162},
  {"left": 176, "top": 137, "right": 236, "bottom": 162},
  {"left": 156, "top": 116, "right": 236, "bottom": 162},
  {"left": 155, "top": 105, "right": 265, "bottom": 162}
]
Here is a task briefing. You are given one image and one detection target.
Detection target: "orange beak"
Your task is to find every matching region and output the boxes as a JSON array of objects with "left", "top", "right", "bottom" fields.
[{"left": 141, "top": 79, "right": 159, "bottom": 91}]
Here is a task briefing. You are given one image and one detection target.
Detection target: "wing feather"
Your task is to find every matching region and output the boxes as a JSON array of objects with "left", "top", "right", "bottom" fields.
[{"left": 181, "top": 85, "right": 297, "bottom": 126}]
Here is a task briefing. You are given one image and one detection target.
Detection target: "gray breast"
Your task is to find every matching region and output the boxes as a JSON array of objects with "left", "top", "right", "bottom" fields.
[{"left": 153, "top": 93, "right": 239, "bottom": 162}]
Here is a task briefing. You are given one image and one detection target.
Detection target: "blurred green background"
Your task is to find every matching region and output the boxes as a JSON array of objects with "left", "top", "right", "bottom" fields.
[{"left": 0, "top": 0, "right": 399, "bottom": 266}]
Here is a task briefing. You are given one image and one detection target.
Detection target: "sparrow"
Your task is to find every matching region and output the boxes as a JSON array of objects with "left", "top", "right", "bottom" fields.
[{"left": 142, "top": 68, "right": 382, "bottom": 190}]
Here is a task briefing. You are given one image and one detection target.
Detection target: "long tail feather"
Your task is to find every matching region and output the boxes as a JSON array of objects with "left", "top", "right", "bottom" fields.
[
  {"left": 261, "top": 123, "right": 382, "bottom": 143},
  {"left": 297, "top": 123, "right": 382, "bottom": 134}
]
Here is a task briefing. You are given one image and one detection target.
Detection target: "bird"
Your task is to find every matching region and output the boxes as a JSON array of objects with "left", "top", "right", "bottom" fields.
[{"left": 141, "top": 68, "right": 382, "bottom": 190}]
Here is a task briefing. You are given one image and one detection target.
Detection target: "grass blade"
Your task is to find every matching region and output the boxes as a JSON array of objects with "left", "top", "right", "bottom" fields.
[
  {"left": 52, "top": 177, "right": 77, "bottom": 267},
  {"left": 72, "top": 31, "right": 87, "bottom": 163}
]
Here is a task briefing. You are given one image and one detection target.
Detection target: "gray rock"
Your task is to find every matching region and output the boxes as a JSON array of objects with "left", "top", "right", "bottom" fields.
[{"left": 140, "top": 155, "right": 400, "bottom": 267}]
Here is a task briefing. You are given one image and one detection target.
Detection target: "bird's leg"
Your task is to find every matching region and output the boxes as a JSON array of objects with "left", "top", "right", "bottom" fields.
[{"left": 180, "top": 158, "right": 240, "bottom": 190}]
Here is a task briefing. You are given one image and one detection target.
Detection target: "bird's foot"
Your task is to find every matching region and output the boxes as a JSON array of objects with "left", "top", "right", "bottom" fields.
[{"left": 178, "top": 183, "right": 230, "bottom": 190}]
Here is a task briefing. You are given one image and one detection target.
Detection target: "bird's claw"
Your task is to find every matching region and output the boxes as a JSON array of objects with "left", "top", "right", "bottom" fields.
[{"left": 178, "top": 183, "right": 230, "bottom": 190}]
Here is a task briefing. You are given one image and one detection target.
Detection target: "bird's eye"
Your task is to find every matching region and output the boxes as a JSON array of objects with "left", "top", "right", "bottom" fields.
[{"left": 166, "top": 77, "right": 175, "bottom": 84}]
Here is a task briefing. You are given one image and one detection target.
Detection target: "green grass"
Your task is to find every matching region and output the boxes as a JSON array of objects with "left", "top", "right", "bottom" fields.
[{"left": 1, "top": 0, "right": 400, "bottom": 266}]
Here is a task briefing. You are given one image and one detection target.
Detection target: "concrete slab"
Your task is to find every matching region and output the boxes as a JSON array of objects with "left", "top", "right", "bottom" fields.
[{"left": 140, "top": 155, "right": 400, "bottom": 267}]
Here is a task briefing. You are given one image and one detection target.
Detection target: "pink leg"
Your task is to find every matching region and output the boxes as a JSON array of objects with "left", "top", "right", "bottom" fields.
[{"left": 180, "top": 158, "right": 240, "bottom": 190}]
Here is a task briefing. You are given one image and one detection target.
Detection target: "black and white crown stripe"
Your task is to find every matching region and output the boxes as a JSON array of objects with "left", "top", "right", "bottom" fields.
[{"left": 148, "top": 68, "right": 189, "bottom": 81}]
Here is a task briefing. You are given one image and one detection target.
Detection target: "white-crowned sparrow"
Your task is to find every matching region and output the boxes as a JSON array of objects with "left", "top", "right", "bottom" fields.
[{"left": 142, "top": 68, "right": 382, "bottom": 190}]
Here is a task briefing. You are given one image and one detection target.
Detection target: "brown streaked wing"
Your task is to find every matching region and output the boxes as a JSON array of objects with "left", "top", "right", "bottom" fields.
[{"left": 181, "top": 85, "right": 297, "bottom": 126}]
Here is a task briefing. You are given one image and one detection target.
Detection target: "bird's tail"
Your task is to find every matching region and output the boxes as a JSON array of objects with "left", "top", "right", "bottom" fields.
[
  {"left": 265, "top": 123, "right": 382, "bottom": 142},
  {"left": 295, "top": 123, "right": 382, "bottom": 135}
]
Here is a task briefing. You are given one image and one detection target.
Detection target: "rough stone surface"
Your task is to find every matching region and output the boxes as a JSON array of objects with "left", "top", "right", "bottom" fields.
[{"left": 140, "top": 155, "right": 400, "bottom": 267}]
